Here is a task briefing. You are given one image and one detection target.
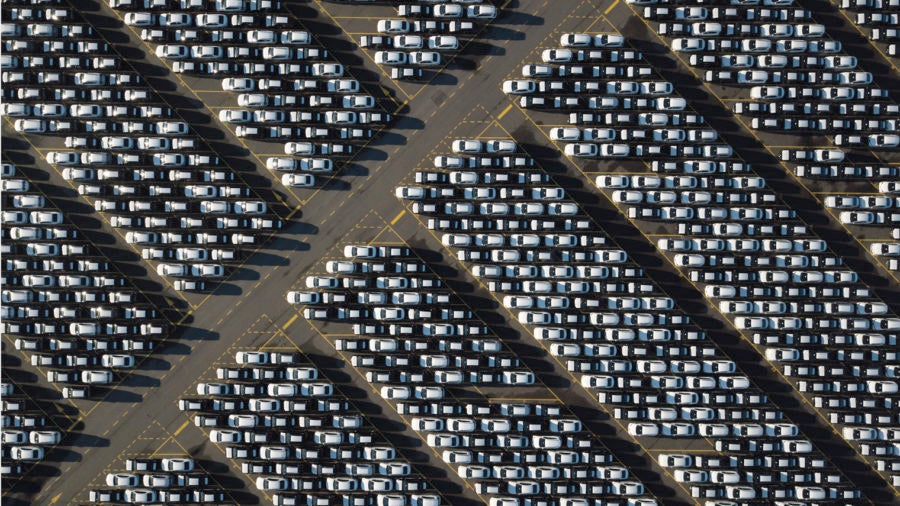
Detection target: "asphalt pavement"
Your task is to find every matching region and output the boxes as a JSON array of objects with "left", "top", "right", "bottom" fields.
[
  {"left": 4, "top": 0, "right": 899, "bottom": 504},
  {"left": 8, "top": 0, "right": 606, "bottom": 503}
]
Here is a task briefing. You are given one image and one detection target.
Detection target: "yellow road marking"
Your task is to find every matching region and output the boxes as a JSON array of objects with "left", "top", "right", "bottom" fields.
[
  {"left": 172, "top": 420, "right": 189, "bottom": 437},
  {"left": 604, "top": 0, "right": 619, "bottom": 15},
  {"left": 390, "top": 210, "right": 406, "bottom": 225},
  {"left": 281, "top": 314, "right": 298, "bottom": 331},
  {"left": 50, "top": 494, "right": 61, "bottom": 504},
  {"left": 497, "top": 103, "right": 514, "bottom": 120}
]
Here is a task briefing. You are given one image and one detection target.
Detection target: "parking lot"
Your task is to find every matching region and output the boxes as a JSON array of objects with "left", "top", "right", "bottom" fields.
[
  {"left": 2, "top": 0, "right": 899, "bottom": 504},
  {"left": 396, "top": 119, "right": 882, "bottom": 502}
]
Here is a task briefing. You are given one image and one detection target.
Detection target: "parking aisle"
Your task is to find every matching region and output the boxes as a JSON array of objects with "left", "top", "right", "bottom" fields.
[
  {"left": 396, "top": 120, "right": 874, "bottom": 503},
  {"left": 288, "top": 226, "right": 669, "bottom": 506},
  {"left": 616, "top": 0, "right": 900, "bottom": 289},
  {"left": 492, "top": 6, "right": 900, "bottom": 498}
]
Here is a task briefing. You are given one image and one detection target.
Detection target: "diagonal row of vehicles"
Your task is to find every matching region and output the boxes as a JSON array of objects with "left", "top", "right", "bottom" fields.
[
  {"left": 838, "top": 0, "right": 900, "bottom": 56},
  {"left": 504, "top": 28, "right": 900, "bottom": 490},
  {"left": 2, "top": 4, "right": 285, "bottom": 287},
  {"left": 401, "top": 140, "right": 869, "bottom": 502},
  {"left": 2, "top": 164, "right": 169, "bottom": 398},
  {"left": 111, "top": 0, "right": 394, "bottom": 182},
  {"left": 365, "top": 1, "right": 498, "bottom": 80},
  {"left": 290, "top": 245, "right": 659, "bottom": 506},
  {"left": 90, "top": 456, "right": 232, "bottom": 504},
  {"left": 0, "top": 383, "right": 61, "bottom": 475},
  {"left": 179, "top": 350, "right": 443, "bottom": 506}
]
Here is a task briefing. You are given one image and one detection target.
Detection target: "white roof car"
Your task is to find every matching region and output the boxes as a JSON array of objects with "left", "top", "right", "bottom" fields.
[
  {"left": 218, "top": 109, "right": 252, "bottom": 123},
  {"left": 435, "top": 4, "right": 463, "bottom": 17},
  {"left": 485, "top": 140, "right": 517, "bottom": 153},
  {"left": 234, "top": 201, "right": 266, "bottom": 214},
  {"left": 451, "top": 139, "right": 482, "bottom": 154},
  {"left": 312, "top": 63, "right": 343, "bottom": 77},
  {"left": 565, "top": 143, "right": 598, "bottom": 157},
  {"left": 81, "top": 370, "right": 114, "bottom": 384},
  {"left": 410, "top": 51, "right": 441, "bottom": 66},
  {"left": 549, "top": 127, "right": 580, "bottom": 141},
  {"left": 502, "top": 79, "right": 536, "bottom": 95},
  {"left": 672, "top": 38, "right": 705, "bottom": 52},
  {"left": 467, "top": 5, "right": 496, "bottom": 18},
  {"left": 155, "top": 44, "right": 189, "bottom": 59},
  {"left": 377, "top": 19, "right": 410, "bottom": 34},
  {"left": 375, "top": 51, "right": 407, "bottom": 65},
  {"left": 560, "top": 33, "right": 592, "bottom": 47},
  {"left": 428, "top": 35, "right": 458, "bottom": 50},
  {"left": 101, "top": 354, "right": 135, "bottom": 368},
  {"left": 282, "top": 173, "right": 315, "bottom": 187},
  {"left": 600, "top": 144, "right": 630, "bottom": 157},
  {"left": 222, "top": 77, "right": 254, "bottom": 92}
]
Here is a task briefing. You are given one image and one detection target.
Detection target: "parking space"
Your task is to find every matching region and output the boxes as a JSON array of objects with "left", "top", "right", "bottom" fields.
[
  {"left": 289, "top": 230, "right": 667, "bottom": 505},
  {"left": 0, "top": 161, "right": 187, "bottom": 413},
  {"left": 76, "top": 419, "right": 242, "bottom": 504},
  {"left": 176, "top": 342, "right": 451, "bottom": 506},
  {"left": 318, "top": 0, "right": 508, "bottom": 101},
  {"left": 93, "top": 0, "right": 400, "bottom": 210},
  {"left": 395, "top": 118, "right": 877, "bottom": 501},
  {"left": 619, "top": 1, "right": 900, "bottom": 281},
  {"left": 4, "top": 0, "right": 900, "bottom": 503},
  {"left": 831, "top": 0, "right": 900, "bottom": 63},
  {"left": 483, "top": 2, "right": 900, "bottom": 488}
]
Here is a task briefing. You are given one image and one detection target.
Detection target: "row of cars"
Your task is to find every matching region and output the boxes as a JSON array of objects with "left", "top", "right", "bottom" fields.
[
  {"left": 840, "top": 0, "right": 900, "bottom": 56},
  {"left": 507, "top": 29, "right": 900, "bottom": 489},
  {"left": 636, "top": 3, "right": 899, "bottom": 144},
  {"left": 113, "top": 0, "right": 393, "bottom": 183},
  {"left": 289, "top": 245, "right": 537, "bottom": 388},
  {"left": 90, "top": 457, "right": 232, "bottom": 504},
  {"left": 288, "top": 250, "right": 659, "bottom": 506},
  {"left": 2, "top": 8, "right": 286, "bottom": 288},
  {"left": 644, "top": 6, "right": 900, "bottom": 145},
  {"left": 821, "top": 187, "right": 900, "bottom": 272},
  {"left": 400, "top": 140, "right": 865, "bottom": 502},
  {"left": 178, "top": 351, "right": 443, "bottom": 506},
  {"left": 365, "top": 2, "right": 497, "bottom": 80},
  {"left": 0, "top": 383, "right": 59, "bottom": 474},
  {"left": 500, "top": 37, "right": 721, "bottom": 162},
  {"left": 1, "top": 164, "right": 168, "bottom": 398}
]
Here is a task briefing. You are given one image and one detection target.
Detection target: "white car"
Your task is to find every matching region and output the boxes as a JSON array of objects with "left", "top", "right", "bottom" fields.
[
  {"left": 375, "top": 51, "right": 407, "bottom": 65},
  {"left": 377, "top": 19, "right": 410, "bottom": 34},
  {"left": 101, "top": 354, "right": 135, "bottom": 368},
  {"left": 410, "top": 51, "right": 441, "bottom": 66},
  {"left": 502, "top": 80, "right": 536, "bottom": 94},
  {"left": 218, "top": 109, "right": 252, "bottom": 123},
  {"left": 451, "top": 139, "right": 482, "bottom": 154},
  {"left": 282, "top": 174, "right": 315, "bottom": 187},
  {"left": 28, "top": 431, "right": 61, "bottom": 445},
  {"left": 485, "top": 140, "right": 517, "bottom": 153},
  {"left": 222, "top": 77, "right": 255, "bottom": 91},
  {"left": 428, "top": 35, "right": 458, "bottom": 50},
  {"left": 467, "top": 5, "right": 496, "bottom": 18},
  {"left": 672, "top": 38, "right": 705, "bottom": 52},
  {"left": 155, "top": 44, "right": 189, "bottom": 59},
  {"left": 565, "top": 143, "right": 598, "bottom": 157}
]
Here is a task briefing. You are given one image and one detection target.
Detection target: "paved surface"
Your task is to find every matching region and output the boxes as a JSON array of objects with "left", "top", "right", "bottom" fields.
[
  {"left": 4, "top": 0, "right": 899, "bottom": 504},
  {"left": 6, "top": 0, "right": 620, "bottom": 503}
]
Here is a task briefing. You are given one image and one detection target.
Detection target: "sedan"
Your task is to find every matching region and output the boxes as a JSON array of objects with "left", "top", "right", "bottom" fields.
[
  {"left": 502, "top": 80, "right": 536, "bottom": 94},
  {"left": 428, "top": 35, "right": 458, "bottom": 50},
  {"left": 375, "top": 51, "right": 407, "bottom": 65},
  {"left": 410, "top": 51, "right": 441, "bottom": 66},
  {"left": 106, "top": 473, "right": 140, "bottom": 487},
  {"left": 222, "top": 78, "right": 255, "bottom": 91},
  {"left": 565, "top": 143, "right": 598, "bottom": 157}
]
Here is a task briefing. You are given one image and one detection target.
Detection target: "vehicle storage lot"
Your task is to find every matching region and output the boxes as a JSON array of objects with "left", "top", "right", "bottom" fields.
[{"left": 2, "top": 0, "right": 899, "bottom": 504}]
